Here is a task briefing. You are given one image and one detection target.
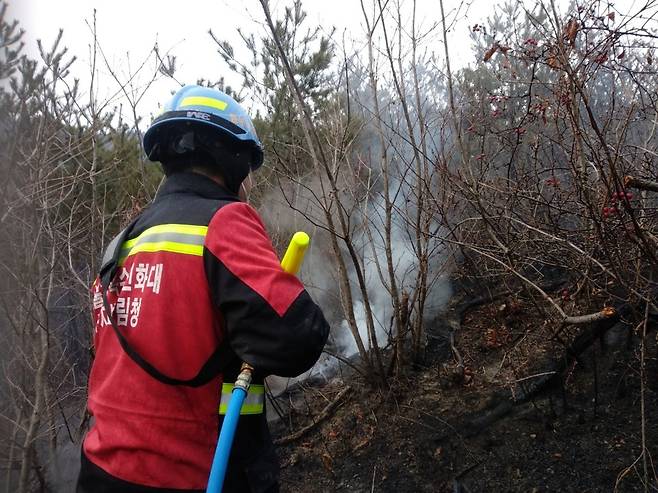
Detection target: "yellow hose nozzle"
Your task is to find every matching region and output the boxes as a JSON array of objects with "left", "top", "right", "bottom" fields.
[{"left": 280, "top": 231, "right": 310, "bottom": 275}]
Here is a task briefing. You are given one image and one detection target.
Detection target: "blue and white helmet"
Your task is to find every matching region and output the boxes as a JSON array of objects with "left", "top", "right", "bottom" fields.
[{"left": 143, "top": 85, "right": 264, "bottom": 171}]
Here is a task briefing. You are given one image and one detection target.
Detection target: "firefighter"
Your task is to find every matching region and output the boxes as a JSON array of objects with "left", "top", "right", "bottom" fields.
[{"left": 77, "top": 85, "right": 330, "bottom": 493}]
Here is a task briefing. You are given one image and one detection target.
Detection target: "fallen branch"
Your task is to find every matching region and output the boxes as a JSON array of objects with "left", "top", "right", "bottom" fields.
[
  {"left": 460, "top": 303, "right": 630, "bottom": 437},
  {"left": 563, "top": 306, "right": 616, "bottom": 325},
  {"left": 624, "top": 175, "right": 658, "bottom": 193},
  {"left": 462, "top": 398, "right": 514, "bottom": 437},
  {"left": 448, "top": 276, "right": 568, "bottom": 322},
  {"left": 323, "top": 350, "right": 366, "bottom": 377},
  {"left": 274, "top": 386, "right": 352, "bottom": 445},
  {"left": 514, "top": 303, "right": 627, "bottom": 403},
  {"left": 449, "top": 330, "right": 465, "bottom": 378}
]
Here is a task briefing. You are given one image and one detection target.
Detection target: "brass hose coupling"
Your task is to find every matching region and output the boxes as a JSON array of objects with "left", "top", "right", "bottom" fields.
[{"left": 234, "top": 363, "right": 254, "bottom": 392}]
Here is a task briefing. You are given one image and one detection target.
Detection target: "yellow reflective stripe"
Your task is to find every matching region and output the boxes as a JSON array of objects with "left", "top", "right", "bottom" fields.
[
  {"left": 180, "top": 96, "right": 228, "bottom": 111},
  {"left": 247, "top": 385, "right": 264, "bottom": 395},
  {"left": 123, "top": 224, "right": 208, "bottom": 249},
  {"left": 218, "top": 403, "right": 265, "bottom": 415},
  {"left": 218, "top": 402, "right": 263, "bottom": 415},
  {"left": 125, "top": 241, "right": 203, "bottom": 257},
  {"left": 219, "top": 384, "right": 265, "bottom": 415},
  {"left": 221, "top": 383, "right": 265, "bottom": 395},
  {"left": 238, "top": 404, "right": 264, "bottom": 415}
]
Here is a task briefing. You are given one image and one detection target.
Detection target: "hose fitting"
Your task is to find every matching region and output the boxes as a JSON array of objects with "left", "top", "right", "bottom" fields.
[{"left": 234, "top": 363, "right": 254, "bottom": 392}]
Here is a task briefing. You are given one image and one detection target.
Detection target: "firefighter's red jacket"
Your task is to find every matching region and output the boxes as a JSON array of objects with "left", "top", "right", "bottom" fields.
[{"left": 82, "top": 172, "right": 329, "bottom": 491}]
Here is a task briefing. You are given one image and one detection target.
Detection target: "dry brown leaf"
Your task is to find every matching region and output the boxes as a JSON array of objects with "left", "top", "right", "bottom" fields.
[
  {"left": 281, "top": 452, "right": 300, "bottom": 468},
  {"left": 483, "top": 44, "right": 498, "bottom": 62},
  {"left": 353, "top": 437, "right": 371, "bottom": 452},
  {"left": 547, "top": 54, "right": 561, "bottom": 69},
  {"left": 321, "top": 453, "right": 334, "bottom": 473},
  {"left": 608, "top": 12, "right": 615, "bottom": 21},
  {"left": 564, "top": 19, "right": 579, "bottom": 46}
]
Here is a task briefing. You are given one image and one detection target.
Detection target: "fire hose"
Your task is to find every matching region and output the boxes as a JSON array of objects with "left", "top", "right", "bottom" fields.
[{"left": 205, "top": 231, "right": 311, "bottom": 493}]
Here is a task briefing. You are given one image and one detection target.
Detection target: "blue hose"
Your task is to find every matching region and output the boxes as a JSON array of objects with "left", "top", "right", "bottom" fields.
[
  {"left": 206, "top": 233, "right": 309, "bottom": 492},
  {"left": 206, "top": 387, "right": 247, "bottom": 493}
]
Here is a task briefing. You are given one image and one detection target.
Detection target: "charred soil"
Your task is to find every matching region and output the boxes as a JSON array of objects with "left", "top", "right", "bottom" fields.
[{"left": 272, "top": 293, "right": 658, "bottom": 492}]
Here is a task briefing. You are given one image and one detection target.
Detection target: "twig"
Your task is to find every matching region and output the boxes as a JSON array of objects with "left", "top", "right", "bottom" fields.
[
  {"left": 274, "top": 386, "right": 352, "bottom": 445},
  {"left": 323, "top": 350, "right": 367, "bottom": 377},
  {"left": 563, "top": 307, "right": 616, "bottom": 325},
  {"left": 455, "top": 460, "right": 482, "bottom": 480},
  {"left": 514, "top": 371, "right": 557, "bottom": 383},
  {"left": 640, "top": 300, "right": 650, "bottom": 492},
  {"left": 625, "top": 175, "right": 658, "bottom": 193},
  {"left": 449, "top": 330, "right": 464, "bottom": 376}
]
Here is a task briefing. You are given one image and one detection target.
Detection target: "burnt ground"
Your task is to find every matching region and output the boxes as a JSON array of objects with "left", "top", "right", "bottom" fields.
[{"left": 272, "top": 295, "right": 658, "bottom": 492}]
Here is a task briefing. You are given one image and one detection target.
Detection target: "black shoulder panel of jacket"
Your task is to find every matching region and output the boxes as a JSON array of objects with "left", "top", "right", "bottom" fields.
[
  {"left": 203, "top": 202, "right": 329, "bottom": 378},
  {"left": 129, "top": 172, "right": 239, "bottom": 235}
]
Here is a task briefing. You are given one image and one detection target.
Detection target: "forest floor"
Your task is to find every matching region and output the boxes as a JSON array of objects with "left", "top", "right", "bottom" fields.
[{"left": 273, "top": 287, "right": 658, "bottom": 492}]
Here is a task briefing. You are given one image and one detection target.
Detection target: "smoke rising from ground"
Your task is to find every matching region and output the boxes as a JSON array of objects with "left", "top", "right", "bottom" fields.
[{"left": 261, "top": 62, "right": 455, "bottom": 386}]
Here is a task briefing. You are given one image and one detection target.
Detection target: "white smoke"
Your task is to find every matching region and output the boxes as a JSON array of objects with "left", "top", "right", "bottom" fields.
[
  {"left": 328, "top": 62, "right": 453, "bottom": 360},
  {"left": 261, "top": 61, "right": 455, "bottom": 390}
]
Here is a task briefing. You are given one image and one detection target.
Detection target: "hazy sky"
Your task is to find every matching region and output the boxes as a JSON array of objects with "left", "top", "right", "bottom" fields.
[{"left": 8, "top": 0, "right": 509, "bottom": 122}]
